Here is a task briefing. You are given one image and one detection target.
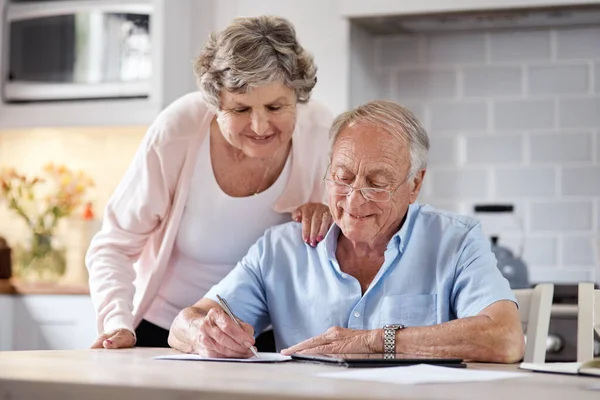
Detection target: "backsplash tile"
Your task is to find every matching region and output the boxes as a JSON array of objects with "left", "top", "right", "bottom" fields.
[
  {"left": 429, "top": 169, "right": 489, "bottom": 198},
  {"left": 495, "top": 167, "right": 556, "bottom": 198},
  {"left": 428, "top": 136, "right": 460, "bottom": 166},
  {"left": 463, "top": 66, "right": 523, "bottom": 97},
  {"left": 559, "top": 97, "right": 600, "bottom": 128},
  {"left": 528, "top": 64, "right": 590, "bottom": 95},
  {"left": 429, "top": 101, "right": 488, "bottom": 131},
  {"left": 561, "top": 236, "right": 597, "bottom": 266},
  {"left": 529, "top": 132, "right": 592, "bottom": 164},
  {"left": 595, "top": 62, "right": 600, "bottom": 93},
  {"left": 530, "top": 201, "right": 594, "bottom": 232},
  {"left": 561, "top": 166, "right": 600, "bottom": 196},
  {"left": 426, "top": 33, "right": 486, "bottom": 64},
  {"left": 373, "top": 26, "right": 600, "bottom": 282},
  {"left": 379, "top": 35, "right": 421, "bottom": 67},
  {"left": 489, "top": 30, "right": 551, "bottom": 62},
  {"left": 395, "top": 69, "right": 457, "bottom": 100},
  {"left": 494, "top": 99, "right": 555, "bottom": 130},
  {"left": 556, "top": 27, "right": 600, "bottom": 60},
  {"left": 465, "top": 135, "right": 523, "bottom": 164}
]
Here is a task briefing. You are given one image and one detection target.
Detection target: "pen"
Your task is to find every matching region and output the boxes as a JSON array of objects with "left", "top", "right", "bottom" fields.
[{"left": 216, "top": 294, "right": 259, "bottom": 358}]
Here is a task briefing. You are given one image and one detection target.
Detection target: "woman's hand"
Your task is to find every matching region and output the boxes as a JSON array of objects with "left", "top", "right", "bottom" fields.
[
  {"left": 291, "top": 202, "right": 332, "bottom": 247},
  {"left": 91, "top": 328, "right": 136, "bottom": 349}
]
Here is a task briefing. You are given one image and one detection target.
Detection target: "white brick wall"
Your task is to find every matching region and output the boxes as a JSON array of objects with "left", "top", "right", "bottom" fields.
[
  {"left": 466, "top": 135, "right": 523, "bottom": 164},
  {"left": 463, "top": 66, "right": 522, "bottom": 97},
  {"left": 529, "top": 132, "right": 592, "bottom": 163},
  {"left": 559, "top": 98, "right": 600, "bottom": 128},
  {"left": 528, "top": 64, "right": 589, "bottom": 95},
  {"left": 371, "top": 26, "right": 600, "bottom": 283},
  {"left": 489, "top": 30, "right": 550, "bottom": 62},
  {"left": 396, "top": 69, "right": 457, "bottom": 100}
]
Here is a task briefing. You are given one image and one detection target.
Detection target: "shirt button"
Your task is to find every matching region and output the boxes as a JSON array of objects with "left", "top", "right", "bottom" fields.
[{"left": 354, "top": 311, "right": 361, "bottom": 318}]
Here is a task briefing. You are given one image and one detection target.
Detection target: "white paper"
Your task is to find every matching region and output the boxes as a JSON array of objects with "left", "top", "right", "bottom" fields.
[
  {"left": 154, "top": 352, "right": 292, "bottom": 363},
  {"left": 318, "top": 364, "right": 527, "bottom": 385},
  {"left": 519, "top": 362, "right": 582, "bottom": 375}
]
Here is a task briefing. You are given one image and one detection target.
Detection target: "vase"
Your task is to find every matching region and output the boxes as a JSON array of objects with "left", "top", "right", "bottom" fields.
[{"left": 13, "top": 231, "right": 67, "bottom": 283}]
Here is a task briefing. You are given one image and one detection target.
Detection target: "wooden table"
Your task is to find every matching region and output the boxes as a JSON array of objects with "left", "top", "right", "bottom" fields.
[{"left": 0, "top": 348, "right": 598, "bottom": 400}]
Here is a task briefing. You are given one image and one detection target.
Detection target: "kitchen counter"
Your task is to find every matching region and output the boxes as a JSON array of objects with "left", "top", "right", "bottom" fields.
[
  {"left": 0, "top": 348, "right": 599, "bottom": 400},
  {"left": 0, "top": 279, "right": 89, "bottom": 295}
]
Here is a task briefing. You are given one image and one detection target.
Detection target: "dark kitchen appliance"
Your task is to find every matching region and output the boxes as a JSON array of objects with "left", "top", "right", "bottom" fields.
[{"left": 474, "top": 204, "right": 529, "bottom": 289}]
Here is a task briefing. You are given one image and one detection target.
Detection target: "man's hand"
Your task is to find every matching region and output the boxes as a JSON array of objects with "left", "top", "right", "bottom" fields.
[
  {"left": 90, "top": 329, "right": 136, "bottom": 349},
  {"left": 169, "top": 306, "right": 256, "bottom": 358},
  {"left": 281, "top": 327, "right": 382, "bottom": 355}
]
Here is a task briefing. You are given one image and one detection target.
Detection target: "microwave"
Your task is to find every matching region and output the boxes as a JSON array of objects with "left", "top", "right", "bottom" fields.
[{"left": 2, "top": 1, "right": 152, "bottom": 102}]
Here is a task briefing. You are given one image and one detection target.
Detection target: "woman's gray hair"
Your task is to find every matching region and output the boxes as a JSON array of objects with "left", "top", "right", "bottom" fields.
[
  {"left": 329, "top": 100, "right": 430, "bottom": 179},
  {"left": 194, "top": 15, "right": 317, "bottom": 110}
]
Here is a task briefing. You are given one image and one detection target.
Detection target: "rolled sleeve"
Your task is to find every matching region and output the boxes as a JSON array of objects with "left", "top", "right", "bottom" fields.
[
  {"left": 451, "top": 223, "right": 516, "bottom": 318},
  {"left": 205, "top": 235, "right": 271, "bottom": 336}
]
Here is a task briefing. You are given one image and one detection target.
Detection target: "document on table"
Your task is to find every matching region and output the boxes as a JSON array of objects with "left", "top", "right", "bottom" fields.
[
  {"left": 318, "top": 364, "right": 527, "bottom": 385},
  {"left": 154, "top": 352, "right": 292, "bottom": 363}
]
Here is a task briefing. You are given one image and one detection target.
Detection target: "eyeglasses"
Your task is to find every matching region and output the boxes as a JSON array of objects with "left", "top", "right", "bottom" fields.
[{"left": 323, "top": 178, "right": 404, "bottom": 203}]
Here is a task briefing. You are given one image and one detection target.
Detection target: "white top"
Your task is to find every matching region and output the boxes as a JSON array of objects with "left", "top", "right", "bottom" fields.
[{"left": 145, "top": 135, "right": 291, "bottom": 329}]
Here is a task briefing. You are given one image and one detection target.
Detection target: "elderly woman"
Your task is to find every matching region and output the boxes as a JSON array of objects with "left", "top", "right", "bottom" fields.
[
  {"left": 86, "top": 16, "right": 333, "bottom": 350},
  {"left": 168, "top": 100, "right": 524, "bottom": 363}
]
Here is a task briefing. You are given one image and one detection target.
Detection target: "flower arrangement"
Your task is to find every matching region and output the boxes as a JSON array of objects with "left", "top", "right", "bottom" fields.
[{"left": 0, "top": 163, "right": 95, "bottom": 281}]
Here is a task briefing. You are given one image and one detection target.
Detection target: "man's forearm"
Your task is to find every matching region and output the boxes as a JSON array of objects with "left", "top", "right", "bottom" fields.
[
  {"left": 167, "top": 306, "right": 207, "bottom": 353},
  {"left": 390, "top": 315, "right": 524, "bottom": 363}
]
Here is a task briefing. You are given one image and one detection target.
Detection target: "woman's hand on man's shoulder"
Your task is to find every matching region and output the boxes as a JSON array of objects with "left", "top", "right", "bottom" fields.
[{"left": 291, "top": 203, "right": 332, "bottom": 247}]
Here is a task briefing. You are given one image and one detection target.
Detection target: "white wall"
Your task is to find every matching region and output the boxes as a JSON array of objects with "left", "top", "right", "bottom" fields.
[{"left": 359, "top": 25, "right": 600, "bottom": 284}]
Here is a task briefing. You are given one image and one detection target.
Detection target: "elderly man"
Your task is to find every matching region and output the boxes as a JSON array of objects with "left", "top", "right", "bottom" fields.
[{"left": 168, "top": 100, "right": 525, "bottom": 363}]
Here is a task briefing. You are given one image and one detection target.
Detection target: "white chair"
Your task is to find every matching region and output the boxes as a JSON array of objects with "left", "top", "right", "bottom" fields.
[
  {"left": 577, "top": 282, "right": 600, "bottom": 362},
  {"left": 513, "top": 283, "right": 554, "bottom": 363}
]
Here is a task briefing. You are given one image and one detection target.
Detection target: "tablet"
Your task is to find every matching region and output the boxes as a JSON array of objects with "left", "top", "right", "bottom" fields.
[{"left": 291, "top": 353, "right": 466, "bottom": 368}]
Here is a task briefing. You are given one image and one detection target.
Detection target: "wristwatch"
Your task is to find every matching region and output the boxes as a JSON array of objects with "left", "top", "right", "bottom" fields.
[{"left": 383, "top": 324, "right": 405, "bottom": 356}]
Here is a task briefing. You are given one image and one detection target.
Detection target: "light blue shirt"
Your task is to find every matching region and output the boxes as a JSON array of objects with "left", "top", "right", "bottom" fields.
[{"left": 205, "top": 203, "right": 515, "bottom": 351}]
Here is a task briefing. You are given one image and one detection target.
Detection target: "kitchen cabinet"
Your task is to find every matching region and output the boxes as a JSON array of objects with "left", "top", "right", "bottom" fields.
[
  {"left": 0, "top": 295, "right": 13, "bottom": 350},
  {"left": 0, "top": 0, "right": 216, "bottom": 129},
  {"left": 0, "top": 294, "right": 97, "bottom": 351},
  {"left": 338, "top": 0, "right": 600, "bottom": 18}
]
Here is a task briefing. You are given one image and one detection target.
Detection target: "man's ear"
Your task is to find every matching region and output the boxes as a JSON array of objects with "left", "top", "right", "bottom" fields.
[{"left": 408, "top": 169, "right": 426, "bottom": 203}]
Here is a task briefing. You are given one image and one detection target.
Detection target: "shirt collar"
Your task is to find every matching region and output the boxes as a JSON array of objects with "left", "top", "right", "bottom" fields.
[
  {"left": 393, "top": 202, "right": 419, "bottom": 253},
  {"left": 322, "top": 202, "right": 420, "bottom": 260}
]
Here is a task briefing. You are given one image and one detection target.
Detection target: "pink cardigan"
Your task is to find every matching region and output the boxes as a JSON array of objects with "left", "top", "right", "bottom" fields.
[{"left": 86, "top": 92, "right": 333, "bottom": 335}]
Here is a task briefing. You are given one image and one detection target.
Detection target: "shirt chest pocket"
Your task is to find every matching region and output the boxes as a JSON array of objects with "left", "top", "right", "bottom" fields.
[{"left": 379, "top": 294, "right": 438, "bottom": 327}]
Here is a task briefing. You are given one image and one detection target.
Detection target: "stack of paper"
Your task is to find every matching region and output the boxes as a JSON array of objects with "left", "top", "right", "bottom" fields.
[
  {"left": 154, "top": 352, "right": 292, "bottom": 363},
  {"left": 318, "top": 364, "right": 527, "bottom": 385}
]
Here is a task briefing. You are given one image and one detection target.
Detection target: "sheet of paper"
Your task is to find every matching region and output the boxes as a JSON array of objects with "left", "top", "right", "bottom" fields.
[
  {"left": 519, "top": 362, "right": 582, "bottom": 375},
  {"left": 154, "top": 352, "right": 292, "bottom": 363},
  {"left": 318, "top": 364, "right": 527, "bottom": 385}
]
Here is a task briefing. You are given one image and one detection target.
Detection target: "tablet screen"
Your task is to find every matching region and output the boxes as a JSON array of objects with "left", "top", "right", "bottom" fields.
[{"left": 291, "top": 353, "right": 464, "bottom": 366}]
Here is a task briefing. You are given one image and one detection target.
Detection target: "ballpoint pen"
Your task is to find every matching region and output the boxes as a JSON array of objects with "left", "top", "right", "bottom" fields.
[{"left": 216, "top": 294, "right": 260, "bottom": 358}]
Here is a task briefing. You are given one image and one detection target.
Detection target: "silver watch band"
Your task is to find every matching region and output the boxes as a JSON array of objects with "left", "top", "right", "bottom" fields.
[{"left": 383, "top": 324, "right": 405, "bottom": 354}]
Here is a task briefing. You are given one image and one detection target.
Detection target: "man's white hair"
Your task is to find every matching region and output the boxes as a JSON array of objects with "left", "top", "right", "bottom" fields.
[{"left": 329, "top": 100, "right": 430, "bottom": 179}]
